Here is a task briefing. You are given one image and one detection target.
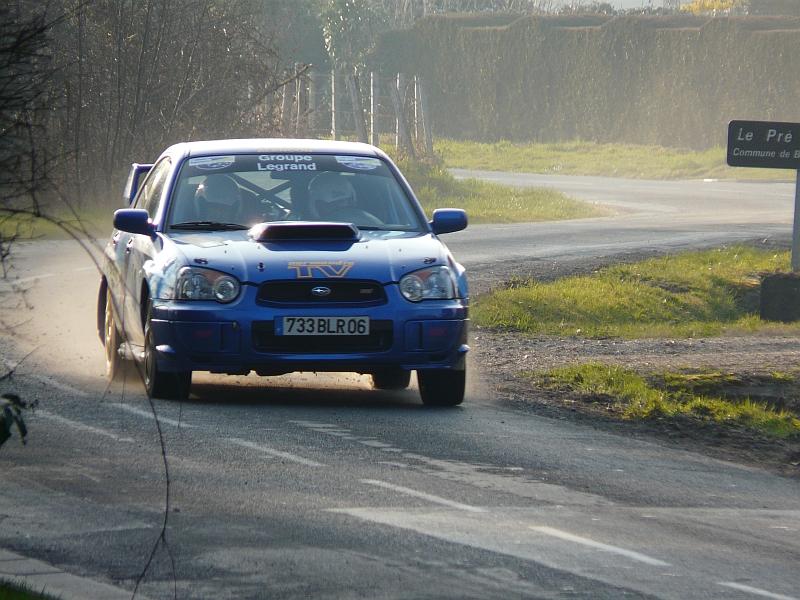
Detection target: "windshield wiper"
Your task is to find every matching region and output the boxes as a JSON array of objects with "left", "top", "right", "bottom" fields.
[{"left": 171, "top": 221, "right": 249, "bottom": 231}]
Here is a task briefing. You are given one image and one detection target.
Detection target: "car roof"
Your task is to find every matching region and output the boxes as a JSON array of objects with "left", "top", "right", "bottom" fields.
[{"left": 161, "top": 138, "right": 385, "bottom": 161}]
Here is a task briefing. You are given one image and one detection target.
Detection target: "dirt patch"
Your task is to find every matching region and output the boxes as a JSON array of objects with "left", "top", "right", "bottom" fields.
[
  {"left": 476, "top": 347, "right": 800, "bottom": 478},
  {"left": 469, "top": 242, "right": 800, "bottom": 478}
]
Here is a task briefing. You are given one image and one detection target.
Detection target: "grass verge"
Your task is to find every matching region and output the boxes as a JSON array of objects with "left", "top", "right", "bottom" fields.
[
  {"left": 0, "top": 208, "right": 108, "bottom": 241},
  {"left": 436, "top": 139, "right": 789, "bottom": 181},
  {"left": 396, "top": 158, "right": 605, "bottom": 224},
  {"left": 473, "top": 246, "right": 800, "bottom": 338},
  {"left": 530, "top": 363, "right": 800, "bottom": 440},
  {"left": 0, "top": 579, "right": 62, "bottom": 599}
]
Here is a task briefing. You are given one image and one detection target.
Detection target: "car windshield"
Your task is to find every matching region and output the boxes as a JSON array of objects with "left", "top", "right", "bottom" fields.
[{"left": 168, "top": 153, "right": 425, "bottom": 232}]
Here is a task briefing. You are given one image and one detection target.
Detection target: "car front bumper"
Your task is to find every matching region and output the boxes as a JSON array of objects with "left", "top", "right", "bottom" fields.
[{"left": 149, "top": 287, "right": 468, "bottom": 375}]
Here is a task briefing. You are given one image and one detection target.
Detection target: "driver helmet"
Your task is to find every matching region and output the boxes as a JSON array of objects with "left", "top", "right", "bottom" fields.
[
  {"left": 308, "top": 172, "right": 356, "bottom": 219},
  {"left": 196, "top": 174, "right": 241, "bottom": 220}
]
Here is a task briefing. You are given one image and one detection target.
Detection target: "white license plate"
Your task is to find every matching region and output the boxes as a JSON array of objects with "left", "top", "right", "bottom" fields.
[{"left": 279, "top": 316, "right": 369, "bottom": 336}]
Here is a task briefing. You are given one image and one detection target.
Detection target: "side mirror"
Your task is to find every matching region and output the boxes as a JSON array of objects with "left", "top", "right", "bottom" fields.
[
  {"left": 430, "top": 209, "right": 468, "bottom": 235},
  {"left": 114, "top": 209, "right": 156, "bottom": 237},
  {"left": 123, "top": 163, "right": 153, "bottom": 205}
]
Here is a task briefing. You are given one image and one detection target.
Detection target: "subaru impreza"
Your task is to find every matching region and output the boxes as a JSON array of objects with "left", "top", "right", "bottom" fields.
[{"left": 98, "top": 139, "right": 469, "bottom": 405}]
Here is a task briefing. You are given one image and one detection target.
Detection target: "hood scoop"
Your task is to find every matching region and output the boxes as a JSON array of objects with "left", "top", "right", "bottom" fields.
[{"left": 248, "top": 221, "right": 360, "bottom": 242}]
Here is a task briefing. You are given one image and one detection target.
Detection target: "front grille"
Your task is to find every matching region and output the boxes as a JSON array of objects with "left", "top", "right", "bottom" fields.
[
  {"left": 252, "top": 320, "right": 393, "bottom": 353},
  {"left": 257, "top": 280, "right": 386, "bottom": 306}
]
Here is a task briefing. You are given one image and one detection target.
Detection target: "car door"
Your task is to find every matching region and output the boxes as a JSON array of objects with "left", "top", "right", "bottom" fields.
[
  {"left": 106, "top": 164, "right": 155, "bottom": 308},
  {"left": 121, "top": 157, "right": 172, "bottom": 348}
]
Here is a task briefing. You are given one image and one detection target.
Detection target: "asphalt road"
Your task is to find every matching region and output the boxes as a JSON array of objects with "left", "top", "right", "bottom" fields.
[
  {"left": 1, "top": 173, "right": 799, "bottom": 600},
  {"left": 447, "top": 171, "right": 794, "bottom": 290}
]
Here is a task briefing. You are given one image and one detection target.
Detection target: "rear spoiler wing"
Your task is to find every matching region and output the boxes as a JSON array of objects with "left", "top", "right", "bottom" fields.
[{"left": 122, "top": 163, "right": 153, "bottom": 205}]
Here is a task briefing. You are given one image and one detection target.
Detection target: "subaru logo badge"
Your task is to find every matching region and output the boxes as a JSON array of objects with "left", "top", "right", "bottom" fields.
[{"left": 311, "top": 286, "right": 332, "bottom": 297}]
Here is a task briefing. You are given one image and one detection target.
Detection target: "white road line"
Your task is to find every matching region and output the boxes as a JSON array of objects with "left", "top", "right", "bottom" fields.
[
  {"left": 228, "top": 438, "right": 324, "bottom": 467},
  {"left": 529, "top": 526, "right": 670, "bottom": 567},
  {"left": 37, "top": 411, "right": 134, "bottom": 443},
  {"left": 359, "top": 440, "right": 394, "bottom": 448},
  {"left": 289, "top": 420, "right": 341, "bottom": 428},
  {"left": 73, "top": 266, "right": 97, "bottom": 272},
  {"left": 1, "top": 358, "right": 90, "bottom": 398},
  {"left": 28, "top": 374, "right": 90, "bottom": 397},
  {"left": 360, "top": 479, "right": 486, "bottom": 513},
  {"left": 717, "top": 582, "right": 799, "bottom": 600},
  {"left": 109, "top": 403, "right": 195, "bottom": 429}
]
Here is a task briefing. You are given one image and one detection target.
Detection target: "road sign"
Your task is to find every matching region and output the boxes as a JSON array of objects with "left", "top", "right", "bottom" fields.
[
  {"left": 727, "top": 120, "right": 800, "bottom": 271},
  {"left": 727, "top": 120, "right": 800, "bottom": 170}
]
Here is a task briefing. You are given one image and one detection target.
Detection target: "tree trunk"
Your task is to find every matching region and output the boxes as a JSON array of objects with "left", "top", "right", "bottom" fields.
[
  {"left": 280, "top": 70, "right": 293, "bottom": 135},
  {"left": 308, "top": 68, "right": 319, "bottom": 136},
  {"left": 419, "top": 78, "right": 434, "bottom": 156},
  {"left": 389, "top": 74, "right": 415, "bottom": 159},
  {"left": 346, "top": 69, "right": 368, "bottom": 143}
]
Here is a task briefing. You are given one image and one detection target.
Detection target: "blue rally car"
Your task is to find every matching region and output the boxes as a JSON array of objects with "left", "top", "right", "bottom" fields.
[{"left": 98, "top": 140, "right": 469, "bottom": 405}]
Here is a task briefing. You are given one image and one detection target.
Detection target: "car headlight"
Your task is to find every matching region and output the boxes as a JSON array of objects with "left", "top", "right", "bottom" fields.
[
  {"left": 399, "top": 266, "right": 457, "bottom": 302},
  {"left": 175, "top": 267, "right": 240, "bottom": 303}
]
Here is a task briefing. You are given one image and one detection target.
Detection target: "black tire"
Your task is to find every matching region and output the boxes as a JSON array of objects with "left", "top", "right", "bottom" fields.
[
  {"left": 417, "top": 369, "right": 466, "bottom": 407},
  {"left": 143, "top": 310, "right": 191, "bottom": 400},
  {"left": 371, "top": 368, "right": 411, "bottom": 390},
  {"left": 104, "top": 287, "right": 123, "bottom": 381}
]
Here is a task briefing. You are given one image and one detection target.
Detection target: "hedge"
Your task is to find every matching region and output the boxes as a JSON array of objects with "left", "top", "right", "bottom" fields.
[{"left": 369, "top": 14, "right": 800, "bottom": 149}]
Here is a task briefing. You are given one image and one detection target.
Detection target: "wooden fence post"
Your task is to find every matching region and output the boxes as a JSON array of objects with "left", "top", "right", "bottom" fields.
[
  {"left": 294, "top": 64, "right": 303, "bottom": 136},
  {"left": 394, "top": 73, "right": 400, "bottom": 151},
  {"left": 370, "top": 72, "right": 379, "bottom": 146},
  {"left": 413, "top": 75, "right": 420, "bottom": 145},
  {"left": 331, "top": 69, "right": 337, "bottom": 140},
  {"left": 419, "top": 77, "right": 433, "bottom": 156}
]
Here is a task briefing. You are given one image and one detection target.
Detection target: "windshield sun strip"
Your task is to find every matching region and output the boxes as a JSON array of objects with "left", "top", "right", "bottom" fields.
[{"left": 168, "top": 153, "right": 428, "bottom": 232}]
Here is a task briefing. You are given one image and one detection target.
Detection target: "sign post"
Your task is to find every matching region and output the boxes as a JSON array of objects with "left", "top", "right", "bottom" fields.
[
  {"left": 728, "top": 120, "right": 800, "bottom": 321},
  {"left": 794, "top": 172, "right": 800, "bottom": 272},
  {"left": 727, "top": 120, "right": 800, "bottom": 271}
]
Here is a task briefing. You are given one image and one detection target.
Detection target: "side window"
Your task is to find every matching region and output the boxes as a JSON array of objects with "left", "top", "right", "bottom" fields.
[{"left": 134, "top": 158, "right": 171, "bottom": 219}]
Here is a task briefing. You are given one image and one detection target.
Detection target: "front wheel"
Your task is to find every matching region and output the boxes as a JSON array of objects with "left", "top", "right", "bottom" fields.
[
  {"left": 143, "top": 312, "right": 191, "bottom": 400},
  {"left": 417, "top": 369, "right": 465, "bottom": 407}
]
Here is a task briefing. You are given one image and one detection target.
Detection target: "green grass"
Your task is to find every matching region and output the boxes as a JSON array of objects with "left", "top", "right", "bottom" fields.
[
  {"left": 531, "top": 363, "right": 800, "bottom": 439},
  {"left": 473, "top": 246, "right": 800, "bottom": 338},
  {"left": 396, "top": 158, "right": 605, "bottom": 224},
  {"left": 436, "top": 139, "right": 790, "bottom": 181},
  {"left": 0, "top": 208, "right": 108, "bottom": 241},
  {"left": 0, "top": 579, "right": 62, "bottom": 599}
]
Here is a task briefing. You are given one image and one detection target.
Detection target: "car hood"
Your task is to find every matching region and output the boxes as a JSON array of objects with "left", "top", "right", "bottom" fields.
[{"left": 166, "top": 230, "right": 455, "bottom": 284}]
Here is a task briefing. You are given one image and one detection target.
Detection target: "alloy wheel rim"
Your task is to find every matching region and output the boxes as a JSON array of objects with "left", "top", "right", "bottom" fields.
[
  {"left": 144, "top": 329, "right": 154, "bottom": 388},
  {"left": 105, "top": 299, "right": 114, "bottom": 371}
]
